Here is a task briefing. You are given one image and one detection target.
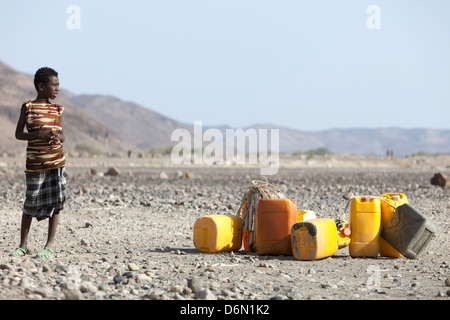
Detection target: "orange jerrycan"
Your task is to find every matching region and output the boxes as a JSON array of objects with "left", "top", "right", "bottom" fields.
[
  {"left": 193, "top": 215, "right": 242, "bottom": 253},
  {"left": 349, "top": 197, "right": 381, "bottom": 258},
  {"left": 291, "top": 218, "right": 338, "bottom": 260},
  {"left": 256, "top": 199, "right": 297, "bottom": 255},
  {"left": 379, "top": 193, "right": 408, "bottom": 257}
]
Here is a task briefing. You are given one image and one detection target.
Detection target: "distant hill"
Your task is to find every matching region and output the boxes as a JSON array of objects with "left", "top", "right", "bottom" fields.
[
  {"left": 262, "top": 125, "right": 450, "bottom": 156},
  {"left": 1, "top": 61, "right": 449, "bottom": 157},
  {"left": 68, "top": 94, "right": 191, "bottom": 150}
]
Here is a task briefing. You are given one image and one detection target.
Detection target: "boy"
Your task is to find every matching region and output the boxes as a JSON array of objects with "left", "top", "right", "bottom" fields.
[{"left": 10, "top": 67, "right": 67, "bottom": 258}]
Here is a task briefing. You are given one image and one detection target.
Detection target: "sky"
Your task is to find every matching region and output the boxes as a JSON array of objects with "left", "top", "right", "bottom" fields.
[{"left": 0, "top": 0, "right": 449, "bottom": 131}]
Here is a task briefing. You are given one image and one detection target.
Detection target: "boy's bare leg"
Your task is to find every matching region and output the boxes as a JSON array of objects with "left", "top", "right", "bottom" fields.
[
  {"left": 19, "top": 213, "right": 33, "bottom": 250},
  {"left": 44, "top": 212, "right": 59, "bottom": 249},
  {"left": 9, "top": 214, "right": 32, "bottom": 256}
]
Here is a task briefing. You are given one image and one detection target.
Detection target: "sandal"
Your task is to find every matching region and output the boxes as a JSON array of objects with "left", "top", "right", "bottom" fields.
[
  {"left": 9, "top": 247, "right": 26, "bottom": 257},
  {"left": 35, "top": 247, "right": 54, "bottom": 259}
]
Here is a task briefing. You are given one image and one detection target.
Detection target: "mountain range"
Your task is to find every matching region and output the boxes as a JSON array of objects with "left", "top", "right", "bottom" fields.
[{"left": 1, "top": 61, "right": 449, "bottom": 157}]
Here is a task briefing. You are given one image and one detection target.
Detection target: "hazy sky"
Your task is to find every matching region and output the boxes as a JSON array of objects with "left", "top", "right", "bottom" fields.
[{"left": 1, "top": 0, "right": 449, "bottom": 131}]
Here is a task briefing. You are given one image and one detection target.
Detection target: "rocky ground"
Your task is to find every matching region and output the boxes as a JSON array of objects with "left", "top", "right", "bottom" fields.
[{"left": 0, "top": 155, "right": 449, "bottom": 304}]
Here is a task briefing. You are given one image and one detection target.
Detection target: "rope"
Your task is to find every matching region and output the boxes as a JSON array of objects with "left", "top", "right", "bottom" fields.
[
  {"left": 237, "top": 177, "right": 286, "bottom": 215},
  {"left": 237, "top": 178, "right": 286, "bottom": 252}
]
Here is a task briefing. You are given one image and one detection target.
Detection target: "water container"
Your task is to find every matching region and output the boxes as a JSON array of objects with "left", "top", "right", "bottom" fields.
[
  {"left": 193, "top": 215, "right": 242, "bottom": 253},
  {"left": 381, "top": 204, "right": 436, "bottom": 259},
  {"left": 379, "top": 193, "right": 408, "bottom": 257},
  {"left": 291, "top": 218, "right": 338, "bottom": 260},
  {"left": 256, "top": 199, "right": 297, "bottom": 255},
  {"left": 349, "top": 197, "right": 381, "bottom": 257},
  {"left": 297, "top": 210, "right": 316, "bottom": 222},
  {"left": 335, "top": 218, "right": 352, "bottom": 249}
]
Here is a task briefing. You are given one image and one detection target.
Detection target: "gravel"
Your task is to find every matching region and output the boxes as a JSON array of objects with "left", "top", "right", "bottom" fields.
[{"left": 0, "top": 155, "right": 449, "bottom": 301}]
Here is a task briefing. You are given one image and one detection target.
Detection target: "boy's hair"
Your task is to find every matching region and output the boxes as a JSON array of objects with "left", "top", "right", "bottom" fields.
[{"left": 34, "top": 67, "right": 58, "bottom": 91}]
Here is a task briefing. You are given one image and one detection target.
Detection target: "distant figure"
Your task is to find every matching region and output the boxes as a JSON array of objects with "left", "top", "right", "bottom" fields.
[
  {"left": 386, "top": 149, "right": 390, "bottom": 159},
  {"left": 128, "top": 150, "right": 132, "bottom": 158},
  {"left": 390, "top": 150, "right": 394, "bottom": 160},
  {"left": 11, "top": 67, "right": 67, "bottom": 259}
]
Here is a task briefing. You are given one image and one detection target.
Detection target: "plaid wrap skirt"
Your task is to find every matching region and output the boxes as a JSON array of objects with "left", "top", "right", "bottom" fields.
[{"left": 23, "top": 167, "right": 67, "bottom": 221}]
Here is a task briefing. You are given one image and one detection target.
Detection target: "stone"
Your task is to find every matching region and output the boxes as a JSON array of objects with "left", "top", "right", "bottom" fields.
[
  {"left": 445, "top": 277, "right": 450, "bottom": 287},
  {"left": 63, "top": 288, "right": 83, "bottom": 300},
  {"left": 105, "top": 167, "right": 120, "bottom": 176},
  {"left": 194, "top": 288, "right": 216, "bottom": 300},
  {"left": 113, "top": 275, "right": 126, "bottom": 284},
  {"left": 430, "top": 173, "right": 450, "bottom": 187},
  {"left": 185, "top": 172, "right": 195, "bottom": 179},
  {"left": 127, "top": 263, "right": 139, "bottom": 271},
  {"left": 187, "top": 277, "right": 204, "bottom": 293},
  {"left": 160, "top": 171, "right": 168, "bottom": 179}
]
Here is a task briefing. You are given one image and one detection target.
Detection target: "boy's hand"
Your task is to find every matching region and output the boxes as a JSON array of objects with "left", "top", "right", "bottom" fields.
[
  {"left": 49, "top": 130, "right": 61, "bottom": 145},
  {"left": 39, "top": 129, "right": 60, "bottom": 145}
]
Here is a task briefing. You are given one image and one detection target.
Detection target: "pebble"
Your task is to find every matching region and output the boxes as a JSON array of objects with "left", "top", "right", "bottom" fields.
[
  {"left": 64, "top": 288, "right": 83, "bottom": 300},
  {"left": 113, "top": 275, "right": 126, "bottom": 284},
  {"left": 105, "top": 167, "right": 120, "bottom": 176},
  {"left": 445, "top": 277, "right": 450, "bottom": 287},
  {"left": 127, "top": 263, "right": 139, "bottom": 271},
  {"left": 194, "top": 288, "right": 216, "bottom": 300},
  {"left": 187, "top": 277, "right": 204, "bottom": 293}
]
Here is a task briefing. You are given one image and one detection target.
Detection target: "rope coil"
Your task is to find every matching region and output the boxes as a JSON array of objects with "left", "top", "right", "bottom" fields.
[{"left": 237, "top": 178, "right": 286, "bottom": 216}]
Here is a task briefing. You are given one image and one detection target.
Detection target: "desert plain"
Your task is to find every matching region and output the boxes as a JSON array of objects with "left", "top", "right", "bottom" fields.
[{"left": 0, "top": 153, "right": 449, "bottom": 302}]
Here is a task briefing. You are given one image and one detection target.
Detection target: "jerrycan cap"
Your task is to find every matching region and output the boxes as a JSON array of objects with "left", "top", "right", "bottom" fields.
[
  {"left": 360, "top": 197, "right": 371, "bottom": 202},
  {"left": 343, "top": 227, "right": 351, "bottom": 237}
]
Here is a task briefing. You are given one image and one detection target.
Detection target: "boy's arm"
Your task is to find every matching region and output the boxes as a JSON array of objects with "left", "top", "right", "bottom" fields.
[
  {"left": 15, "top": 104, "right": 52, "bottom": 142},
  {"left": 57, "top": 114, "right": 65, "bottom": 143},
  {"left": 50, "top": 115, "right": 65, "bottom": 144}
]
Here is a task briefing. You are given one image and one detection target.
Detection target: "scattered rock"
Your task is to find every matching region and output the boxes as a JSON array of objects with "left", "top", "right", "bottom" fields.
[
  {"left": 160, "top": 171, "right": 169, "bottom": 179},
  {"left": 185, "top": 172, "right": 195, "bottom": 179},
  {"left": 194, "top": 288, "right": 216, "bottom": 300},
  {"left": 187, "top": 277, "right": 204, "bottom": 293},
  {"left": 445, "top": 277, "right": 450, "bottom": 287},
  {"left": 105, "top": 167, "right": 120, "bottom": 176},
  {"left": 431, "top": 173, "right": 450, "bottom": 187},
  {"left": 127, "top": 263, "right": 139, "bottom": 271},
  {"left": 64, "top": 288, "right": 83, "bottom": 300},
  {"left": 113, "top": 275, "right": 126, "bottom": 284}
]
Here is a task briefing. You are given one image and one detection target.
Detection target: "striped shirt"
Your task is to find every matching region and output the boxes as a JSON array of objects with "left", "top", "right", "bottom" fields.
[{"left": 25, "top": 100, "right": 66, "bottom": 172}]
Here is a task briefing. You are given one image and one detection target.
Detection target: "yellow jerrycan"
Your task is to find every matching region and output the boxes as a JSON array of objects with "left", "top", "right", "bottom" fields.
[
  {"left": 349, "top": 197, "right": 381, "bottom": 258},
  {"left": 379, "top": 193, "right": 408, "bottom": 257},
  {"left": 193, "top": 214, "right": 242, "bottom": 253},
  {"left": 335, "top": 218, "right": 352, "bottom": 249},
  {"left": 291, "top": 218, "right": 339, "bottom": 260},
  {"left": 297, "top": 210, "right": 316, "bottom": 222}
]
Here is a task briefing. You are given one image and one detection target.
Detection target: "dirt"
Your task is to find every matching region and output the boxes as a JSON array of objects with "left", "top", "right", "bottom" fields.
[{"left": 0, "top": 155, "right": 449, "bottom": 303}]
